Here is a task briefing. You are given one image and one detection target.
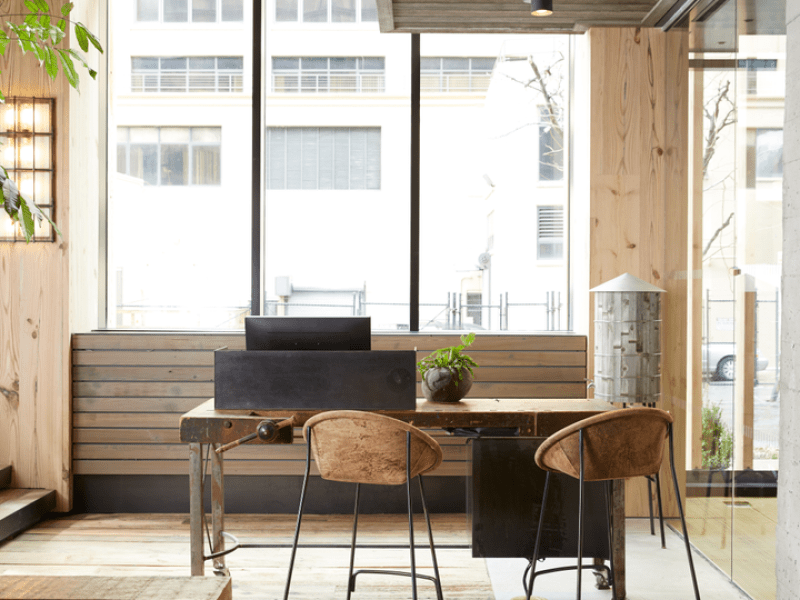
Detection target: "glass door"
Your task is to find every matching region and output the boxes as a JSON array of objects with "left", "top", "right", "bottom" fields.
[{"left": 687, "top": 1, "right": 784, "bottom": 597}]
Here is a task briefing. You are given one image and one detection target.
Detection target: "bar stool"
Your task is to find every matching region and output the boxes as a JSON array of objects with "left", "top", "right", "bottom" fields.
[
  {"left": 284, "top": 410, "right": 444, "bottom": 600},
  {"left": 524, "top": 407, "right": 701, "bottom": 600}
]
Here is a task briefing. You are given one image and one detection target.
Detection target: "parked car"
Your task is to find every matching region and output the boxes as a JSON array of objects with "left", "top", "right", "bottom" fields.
[{"left": 703, "top": 342, "right": 768, "bottom": 381}]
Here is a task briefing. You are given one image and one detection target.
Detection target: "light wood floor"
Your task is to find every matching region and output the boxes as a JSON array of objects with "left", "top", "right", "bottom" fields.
[
  {"left": 0, "top": 513, "right": 493, "bottom": 600},
  {"left": 684, "top": 496, "right": 777, "bottom": 600}
]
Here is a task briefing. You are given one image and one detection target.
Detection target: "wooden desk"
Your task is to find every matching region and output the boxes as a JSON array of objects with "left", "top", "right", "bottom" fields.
[{"left": 179, "top": 398, "right": 625, "bottom": 599}]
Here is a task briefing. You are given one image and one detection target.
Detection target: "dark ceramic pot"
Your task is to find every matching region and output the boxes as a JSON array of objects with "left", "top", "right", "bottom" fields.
[{"left": 421, "top": 367, "right": 474, "bottom": 402}]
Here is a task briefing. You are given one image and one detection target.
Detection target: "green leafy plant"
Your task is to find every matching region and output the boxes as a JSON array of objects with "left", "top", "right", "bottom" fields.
[
  {"left": 701, "top": 404, "right": 733, "bottom": 470},
  {"left": 0, "top": 1, "right": 103, "bottom": 242},
  {"left": 417, "top": 332, "right": 479, "bottom": 386}
]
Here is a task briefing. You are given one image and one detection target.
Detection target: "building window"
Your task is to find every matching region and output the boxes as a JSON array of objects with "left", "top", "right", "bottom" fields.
[
  {"left": 275, "top": 0, "right": 377, "bottom": 23},
  {"left": 539, "top": 105, "right": 564, "bottom": 182},
  {"left": 420, "top": 58, "right": 495, "bottom": 93},
  {"left": 747, "top": 128, "right": 783, "bottom": 187},
  {"left": 537, "top": 205, "right": 564, "bottom": 260},
  {"left": 137, "top": 0, "right": 244, "bottom": 23},
  {"left": 466, "top": 292, "right": 482, "bottom": 327},
  {"left": 267, "top": 127, "right": 380, "bottom": 190},
  {"left": 271, "top": 57, "right": 385, "bottom": 93},
  {"left": 132, "top": 57, "right": 244, "bottom": 93},
  {"left": 739, "top": 58, "right": 777, "bottom": 95},
  {"left": 117, "top": 126, "right": 222, "bottom": 186}
]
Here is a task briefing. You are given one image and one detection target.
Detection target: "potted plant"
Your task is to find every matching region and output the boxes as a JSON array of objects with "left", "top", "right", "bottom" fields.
[
  {"left": 417, "top": 332, "right": 479, "bottom": 403},
  {"left": 0, "top": 1, "right": 102, "bottom": 242}
]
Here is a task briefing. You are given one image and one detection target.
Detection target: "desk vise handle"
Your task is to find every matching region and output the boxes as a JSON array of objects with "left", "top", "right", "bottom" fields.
[{"left": 215, "top": 417, "right": 295, "bottom": 454}]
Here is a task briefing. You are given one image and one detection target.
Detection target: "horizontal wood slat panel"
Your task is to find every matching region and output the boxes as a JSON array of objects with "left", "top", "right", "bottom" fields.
[
  {"left": 73, "top": 364, "right": 584, "bottom": 384},
  {"left": 74, "top": 397, "right": 208, "bottom": 413},
  {"left": 73, "top": 460, "right": 468, "bottom": 477},
  {"left": 72, "top": 332, "right": 587, "bottom": 479},
  {"left": 73, "top": 332, "right": 585, "bottom": 352},
  {"left": 73, "top": 443, "right": 469, "bottom": 461},
  {"left": 73, "top": 427, "right": 465, "bottom": 445}
]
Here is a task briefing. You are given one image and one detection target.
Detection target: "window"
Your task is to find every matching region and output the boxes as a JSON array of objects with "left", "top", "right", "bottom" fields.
[
  {"left": 537, "top": 205, "right": 564, "bottom": 260},
  {"left": 466, "top": 292, "right": 482, "bottom": 327},
  {"left": 266, "top": 127, "right": 380, "bottom": 190},
  {"left": 271, "top": 57, "right": 385, "bottom": 93},
  {"left": 275, "top": 0, "right": 377, "bottom": 23},
  {"left": 539, "top": 105, "right": 563, "bottom": 181},
  {"left": 117, "top": 127, "right": 221, "bottom": 185},
  {"left": 420, "top": 57, "right": 495, "bottom": 93},
  {"left": 137, "top": 0, "right": 244, "bottom": 22},
  {"left": 747, "top": 128, "right": 783, "bottom": 187},
  {"left": 132, "top": 57, "right": 244, "bottom": 93}
]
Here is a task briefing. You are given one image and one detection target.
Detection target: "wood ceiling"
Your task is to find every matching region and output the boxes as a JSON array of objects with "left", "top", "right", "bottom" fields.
[{"left": 375, "top": 0, "right": 682, "bottom": 34}]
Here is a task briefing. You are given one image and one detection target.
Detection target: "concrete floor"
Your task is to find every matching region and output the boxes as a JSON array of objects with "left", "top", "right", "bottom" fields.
[{"left": 486, "top": 518, "right": 752, "bottom": 600}]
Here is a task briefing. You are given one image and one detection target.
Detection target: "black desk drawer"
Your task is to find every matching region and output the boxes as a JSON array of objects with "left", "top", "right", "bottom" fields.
[{"left": 471, "top": 437, "right": 610, "bottom": 559}]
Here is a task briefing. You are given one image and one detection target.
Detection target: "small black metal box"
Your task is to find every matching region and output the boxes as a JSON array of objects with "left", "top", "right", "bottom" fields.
[{"left": 214, "top": 350, "right": 417, "bottom": 411}]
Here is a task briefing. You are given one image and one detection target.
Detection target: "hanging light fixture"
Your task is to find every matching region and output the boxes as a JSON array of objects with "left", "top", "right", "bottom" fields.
[{"left": 530, "top": 0, "right": 553, "bottom": 16}]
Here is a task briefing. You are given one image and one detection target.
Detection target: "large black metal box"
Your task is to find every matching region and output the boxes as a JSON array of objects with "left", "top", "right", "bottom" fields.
[
  {"left": 214, "top": 350, "right": 417, "bottom": 411},
  {"left": 470, "top": 437, "right": 610, "bottom": 559}
]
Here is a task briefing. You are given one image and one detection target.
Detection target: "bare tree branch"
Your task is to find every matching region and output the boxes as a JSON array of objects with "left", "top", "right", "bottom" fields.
[{"left": 703, "top": 211, "right": 735, "bottom": 257}]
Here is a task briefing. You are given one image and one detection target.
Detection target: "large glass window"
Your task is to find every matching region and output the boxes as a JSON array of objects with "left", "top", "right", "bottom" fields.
[
  {"left": 109, "top": 4, "right": 572, "bottom": 332},
  {"left": 686, "top": 3, "right": 784, "bottom": 598}
]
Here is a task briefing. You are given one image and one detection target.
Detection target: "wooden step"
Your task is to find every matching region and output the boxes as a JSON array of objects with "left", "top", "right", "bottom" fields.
[
  {"left": 0, "top": 468, "right": 10, "bottom": 491},
  {"left": 0, "top": 576, "right": 231, "bottom": 600},
  {"left": 0, "top": 489, "right": 56, "bottom": 544}
]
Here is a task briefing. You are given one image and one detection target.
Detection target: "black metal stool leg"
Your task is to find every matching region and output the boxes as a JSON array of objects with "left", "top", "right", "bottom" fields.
[
  {"left": 576, "top": 428, "right": 585, "bottom": 600},
  {"left": 654, "top": 472, "right": 666, "bottom": 549},
  {"left": 406, "top": 432, "right": 418, "bottom": 600},
  {"left": 668, "top": 424, "right": 701, "bottom": 600},
  {"left": 284, "top": 429, "right": 313, "bottom": 600},
  {"left": 647, "top": 476, "right": 655, "bottom": 535},
  {"left": 526, "top": 471, "right": 551, "bottom": 600},
  {"left": 604, "top": 480, "right": 617, "bottom": 600},
  {"left": 347, "top": 483, "right": 361, "bottom": 600},
  {"left": 418, "top": 475, "right": 443, "bottom": 600}
]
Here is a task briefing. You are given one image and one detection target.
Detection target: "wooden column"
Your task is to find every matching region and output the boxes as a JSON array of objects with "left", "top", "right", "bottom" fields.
[
  {"left": 734, "top": 273, "right": 756, "bottom": 470},
  {"left": 589, "top": 27, "right": 689, "bottom": 517},
  {"left": 0, "top": 0, "right": 71, "bottom": 511},
  {"left": 0, "top": 0, "right": 102, "bottom": 512}
]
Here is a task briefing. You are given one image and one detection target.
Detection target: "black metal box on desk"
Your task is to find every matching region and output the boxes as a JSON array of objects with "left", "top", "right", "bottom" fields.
[{"left": 213, "top": 349, "right": 417, "bottom": 411}]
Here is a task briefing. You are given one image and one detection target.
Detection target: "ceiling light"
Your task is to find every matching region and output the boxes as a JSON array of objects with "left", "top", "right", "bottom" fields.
[{"left": 530, "top": 0, "right": 553, "bottom": 16}]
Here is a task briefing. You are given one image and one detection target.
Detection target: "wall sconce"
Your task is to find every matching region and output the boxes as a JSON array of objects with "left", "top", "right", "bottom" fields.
[
  {"left": 529, "top": 0, "right": 553, "bottom": 16},
  {"left": 0, "top": 98, "right": 55, "bottom": 242}
]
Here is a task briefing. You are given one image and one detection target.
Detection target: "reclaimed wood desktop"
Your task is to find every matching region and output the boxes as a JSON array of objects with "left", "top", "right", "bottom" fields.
[{"left": 179, "top": 398, "right": 626, "bottom": 599}]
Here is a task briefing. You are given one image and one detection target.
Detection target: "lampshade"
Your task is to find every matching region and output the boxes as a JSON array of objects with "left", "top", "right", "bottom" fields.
[{"left": 530, "top": 0, "right": 553, "bottom": 16}]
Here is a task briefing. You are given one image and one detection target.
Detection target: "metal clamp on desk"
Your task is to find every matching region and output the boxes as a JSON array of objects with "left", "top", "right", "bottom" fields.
[{"left": 215, "top": 417, "right": 295, "bottom": 453}]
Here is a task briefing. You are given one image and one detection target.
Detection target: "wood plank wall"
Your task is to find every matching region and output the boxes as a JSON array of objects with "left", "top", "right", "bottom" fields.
[
  {"left": 72, "top": 333, "right": 587, "bottom": 479},
  {"left": 589, "top": 27, "right": 689, "bottom": 517}
]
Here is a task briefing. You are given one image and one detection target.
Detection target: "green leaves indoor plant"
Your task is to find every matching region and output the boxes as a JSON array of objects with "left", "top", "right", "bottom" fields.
[
  {"left": 417, "top": 332, "right": 479, "bottom": 403},
  {"left": 0, "top": 1, "right": 103, "bottom": 242}
]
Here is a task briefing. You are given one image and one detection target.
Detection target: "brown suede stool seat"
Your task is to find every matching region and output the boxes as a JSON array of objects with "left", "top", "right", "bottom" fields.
[
  {"left": 524, "top": 407, "right": 701, "bottom": 600},
  {"left": 284, "top": 410, "right": 444, "bottom": 600}
]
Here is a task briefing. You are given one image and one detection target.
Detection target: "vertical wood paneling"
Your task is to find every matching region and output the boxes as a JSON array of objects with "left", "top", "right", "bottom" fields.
[
  {"left": 589, "top": 27, "right": 689, "bottom": 517},
  {"left": 0, "top": 0, "right": 72, "bottom": 511}
]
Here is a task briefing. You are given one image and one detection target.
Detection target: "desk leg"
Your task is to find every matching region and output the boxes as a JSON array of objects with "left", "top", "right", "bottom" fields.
[
  {"left": 190, "top": 442, "right": 205, "bottom": 576},
  {"left": 612, "top": 479, "right": 626, "bottom": 600},
  {"left": 211, "top": 443, "right": 227, "bottom": 575}
]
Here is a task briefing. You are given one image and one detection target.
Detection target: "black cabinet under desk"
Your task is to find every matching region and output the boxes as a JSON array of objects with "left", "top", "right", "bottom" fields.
[{"left": 470, "top": 436, "right": 610, "bottom": 560}]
